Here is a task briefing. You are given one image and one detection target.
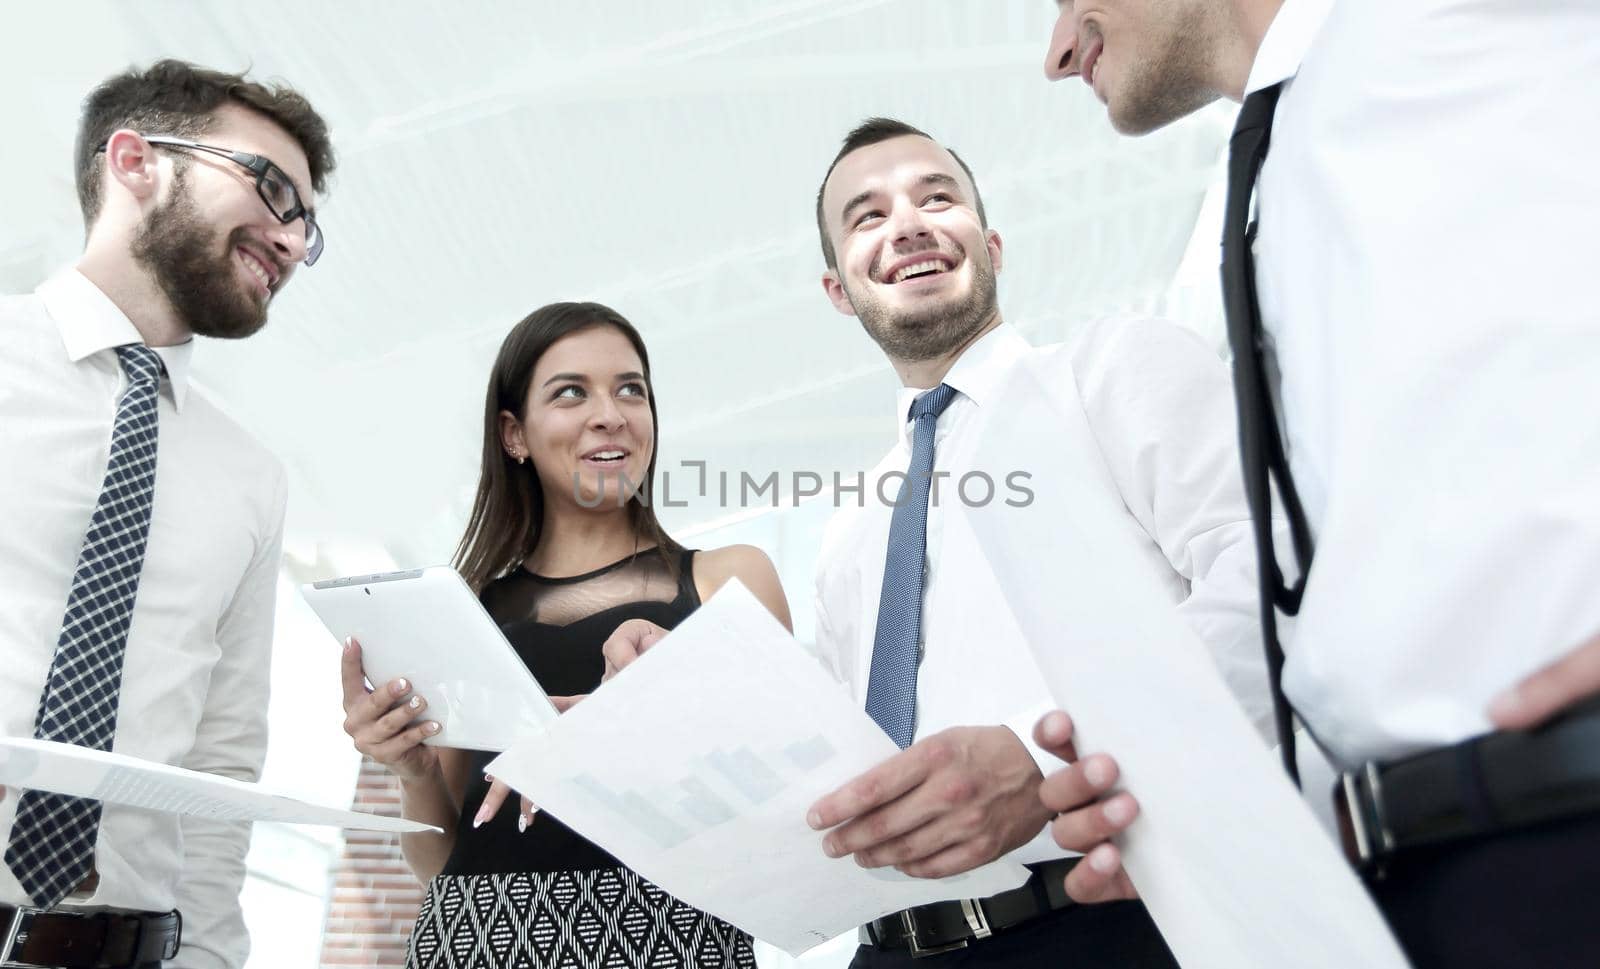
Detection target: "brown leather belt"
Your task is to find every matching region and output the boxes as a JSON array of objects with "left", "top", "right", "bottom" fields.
[
  {"left": 861, "top": 858, "right": 1078, "bottom": 957},
  {"left": 0, "top": 905, "right": 180, "bottom": 969},
  {"left": 1334, "top": 695, "right": 1600, "bottom": 876}
]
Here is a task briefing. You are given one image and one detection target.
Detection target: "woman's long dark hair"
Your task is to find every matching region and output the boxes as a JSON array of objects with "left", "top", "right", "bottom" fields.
[{"left": 453, "top": 302, "right": 682, "bottom": 592}]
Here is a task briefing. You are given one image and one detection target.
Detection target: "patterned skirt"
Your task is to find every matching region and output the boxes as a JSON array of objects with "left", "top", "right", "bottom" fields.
[{"left": 406, "top": 867, "right": 757, "bottom": 969}]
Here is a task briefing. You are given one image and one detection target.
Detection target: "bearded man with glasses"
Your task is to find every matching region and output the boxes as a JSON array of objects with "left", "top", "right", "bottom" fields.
[{"left": 0, "top": 59, "right": 334, "bottom": 969}]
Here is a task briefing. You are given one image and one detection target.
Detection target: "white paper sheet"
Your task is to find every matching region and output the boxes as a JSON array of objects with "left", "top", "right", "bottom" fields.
[
  {"left": 486, "top": 582, "right": 1031, "bottom": 956},
  {"left": 0, "top": 737, "right": 438, "bottom": 834},
  {"left": 963, "top": 356, "right": 1409, "bottom": 968}
]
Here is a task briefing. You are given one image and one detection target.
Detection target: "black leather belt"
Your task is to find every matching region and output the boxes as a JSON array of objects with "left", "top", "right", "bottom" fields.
[
  {"left": 1335, "top": 694, "right": 1600, "bottom": 876},
  {"left": 862, "top": 858, "right": 1077, "bottom": 957},
  {"left": 0, "top": 905, "right": 180, "bottom": 969}
]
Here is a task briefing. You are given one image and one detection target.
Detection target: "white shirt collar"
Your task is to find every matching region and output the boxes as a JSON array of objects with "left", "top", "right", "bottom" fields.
[
  {"left": 893, "top": 321, "right": 1031, "bottom": 445},
  {"left": 36, "top": 269, "right": 195, "bottom": 411},
  {"left": 1244, "top": 0, "right": 1335, "bottom": 95}
]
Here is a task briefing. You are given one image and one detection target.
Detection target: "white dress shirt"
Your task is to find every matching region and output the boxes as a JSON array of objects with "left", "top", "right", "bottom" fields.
[
  {"left": 0, "top": 271, "right": 286, "bottom": 969},
  {"left": 1251, "top": 0, "right": 1600, "bottom": 766},
  {"left": 812, "top": 319, "right": 1273, "bottom": 864}
]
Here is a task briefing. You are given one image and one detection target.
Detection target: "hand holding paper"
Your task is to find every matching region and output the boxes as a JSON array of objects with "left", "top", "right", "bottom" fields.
[
  {"left": 963, "top": 355, "right": 1411, "bottom": 969},
  {"left": 808, "top": 724, "right": 1051, "bottom": 878},
  {"left": 475, "top": 694, "right": 586, "bottom": 832},
  {"left": 485, "top": 581, "right": 1030, "bottom": 955},
  {"left": 1034, "top": 710, "right": 1140, "bottom": 903}
]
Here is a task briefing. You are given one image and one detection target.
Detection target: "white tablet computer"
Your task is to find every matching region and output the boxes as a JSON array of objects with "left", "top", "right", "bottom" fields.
[{"left": 302, "top": 566, "right": 559, "bottom": 752}]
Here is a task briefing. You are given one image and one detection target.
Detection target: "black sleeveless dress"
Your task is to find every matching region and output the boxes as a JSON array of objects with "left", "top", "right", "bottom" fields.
[{"left": 406, "top": 549, "right": 756, "bottom": 969}]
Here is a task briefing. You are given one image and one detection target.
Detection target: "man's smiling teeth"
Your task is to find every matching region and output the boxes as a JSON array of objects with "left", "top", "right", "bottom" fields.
[
  {"left": 239, "top": 249, "right": 272, "bottom": 288},
  {"left": 891, "top": 260, "right": 949, "bottom": 283}
]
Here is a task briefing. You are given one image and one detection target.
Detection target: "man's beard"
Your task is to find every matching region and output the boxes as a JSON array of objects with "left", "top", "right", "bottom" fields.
[
  {"left": 847, "top": 247, "right": 999, "bottom": 363},
  {"left": 1102, "top": 6, "right": 1224, "bottom": 136},
  {"left": 130, "top": 178, "right": 271, "bottom": 340}
]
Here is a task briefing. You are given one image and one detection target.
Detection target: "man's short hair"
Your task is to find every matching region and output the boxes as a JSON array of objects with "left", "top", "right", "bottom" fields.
[
  {"left": 814, "top": 117, "right": 988, "bottom": 270},
  {"left": 74, "top": 59, "right": 337, "bottom": 229}
]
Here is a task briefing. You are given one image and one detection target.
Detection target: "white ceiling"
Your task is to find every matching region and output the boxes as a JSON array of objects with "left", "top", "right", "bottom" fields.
[{"left": 0, "top": 1, "right": 1233, "bottom": 572}]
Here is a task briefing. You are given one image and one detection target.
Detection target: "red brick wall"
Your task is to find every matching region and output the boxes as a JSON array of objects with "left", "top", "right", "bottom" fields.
[{"left": 319, "top": 758, "right": 425, "bottom": 968}]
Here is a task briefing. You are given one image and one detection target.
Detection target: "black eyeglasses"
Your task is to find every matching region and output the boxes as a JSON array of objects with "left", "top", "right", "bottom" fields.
[{"left": 99, "top": 134, "right": 324, "bottom": 266}]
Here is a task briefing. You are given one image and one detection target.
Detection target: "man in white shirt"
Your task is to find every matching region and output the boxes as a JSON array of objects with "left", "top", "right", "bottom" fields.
[
  {"left": 1033, "top": 3, "right": 1600, "bottom": 966},
  {"left": 798, "top": 117, "right": 1272, "bottom": 967},
  {"left": 0, "top": 60, "right": 334, "bottom": 969}
]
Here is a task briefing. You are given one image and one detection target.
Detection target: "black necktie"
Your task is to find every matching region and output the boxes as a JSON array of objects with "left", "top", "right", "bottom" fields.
[{"left": 1220, "top": 83, "right": 1316, "bottom": 785}]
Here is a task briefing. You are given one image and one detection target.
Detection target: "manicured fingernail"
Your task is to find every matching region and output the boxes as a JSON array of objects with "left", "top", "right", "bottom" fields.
[
  {"left": 1104, "top": 797, "right": 1132, "bottom": 826},
  {"left": 343, "top": 636, "right": 354, "bottom": 653},
  {"left": 425, "top": 721, "right": 441, "bottom": 734},
  {"left": 408, "top": 696, "right": 422, "bottom": 709},
  {"left": 1085, "top": 758, "right": 1111, "bottom": 788},
  {"left": 393, "top": 678, "right": 409, "bottom": 695},
  {"left": 473, "top": 803, "right": 492, "bottom": 828},
  {"left": 822, "top": 837, "right": 841, "bottom": 858},
  {"left": 1090, "top": 847, "right": 1118, "bottom": 874},
  {"left": 806, "top": 809, "right": 822, "bottom": 830},
  {"left": 518, "top": 814, "right": 529, "bottom": 834}
]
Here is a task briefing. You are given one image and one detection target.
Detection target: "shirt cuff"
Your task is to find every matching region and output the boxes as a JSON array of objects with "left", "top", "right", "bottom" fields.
[{"left": 1000, "top": 699, "right": 1066, "bottom": 781}]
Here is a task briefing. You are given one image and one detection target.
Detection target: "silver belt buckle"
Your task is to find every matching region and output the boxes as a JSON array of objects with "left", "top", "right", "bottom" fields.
[
  {"left": 1, "top": 906, "right": 44, "bottom": 968},
  {"left": 959, "top": 898, "right": 993, "bottom": 940},
  {"left": 900, "top": 899, "right": 990, "bottom": 959},
  {"left": 1339, "top": 761, "right": 1397, "bottom": 872},
  {"left": 164, "top": 908, "right": 183, "bottom": 960}
]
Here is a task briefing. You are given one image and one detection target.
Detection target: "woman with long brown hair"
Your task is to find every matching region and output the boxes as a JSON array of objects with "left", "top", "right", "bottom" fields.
[{"left": 339, "top": 301, "right": 790, "bottom": 968}]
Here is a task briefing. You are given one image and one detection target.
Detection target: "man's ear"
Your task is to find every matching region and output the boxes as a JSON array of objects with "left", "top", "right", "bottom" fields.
[
  {"left": 102, "top": 129, "right": 163, "bottom": 205},
  {"left": 821, "top": 269, "right": 858, "bottom": 318},
  {"left": 985, "top": 228, "right": 1004, "bottom": 276}
]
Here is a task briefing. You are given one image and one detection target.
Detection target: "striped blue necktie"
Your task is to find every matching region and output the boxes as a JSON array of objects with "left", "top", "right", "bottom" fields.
[
  {"left": 865, "top": 383, "right": 958, "bottom": 749},
  {"left": 6, "top": 344, "right": 164, "bottom": 909}
]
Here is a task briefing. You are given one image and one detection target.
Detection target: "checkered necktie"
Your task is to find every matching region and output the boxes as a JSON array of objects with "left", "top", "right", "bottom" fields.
[
  {"left": 865, "top": 383, "right": 958, "bottom": 749},
  {"left": 6, "top": 344, "right": 164, "bottom": 908}
]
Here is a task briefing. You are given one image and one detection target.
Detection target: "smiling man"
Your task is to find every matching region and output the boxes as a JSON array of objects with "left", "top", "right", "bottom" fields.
[
  {"left": 799, "top": 117, "right": 1275, "bottom": 967},
  {"left": 1031, "top": 3, "right": 1600, "bottom": 967},
  {"left": 0, "top": 60, "right": 334, "bottom": 969}
]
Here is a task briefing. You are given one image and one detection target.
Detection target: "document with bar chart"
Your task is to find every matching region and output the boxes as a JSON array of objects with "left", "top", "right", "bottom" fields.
[{"left": 486, "top": 581, "right": 1030, "bottom": 956}]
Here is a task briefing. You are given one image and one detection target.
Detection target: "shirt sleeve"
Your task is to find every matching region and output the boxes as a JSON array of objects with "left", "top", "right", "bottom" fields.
[
  {"left": 1066, "top": 317, "right": 1282, "bottom": 743},
  {"left": 810, "top": 543, "right": 849, "bottom": 687},
  {"left": 170, "top": 464, "right": 286, "bottom": 969}
]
